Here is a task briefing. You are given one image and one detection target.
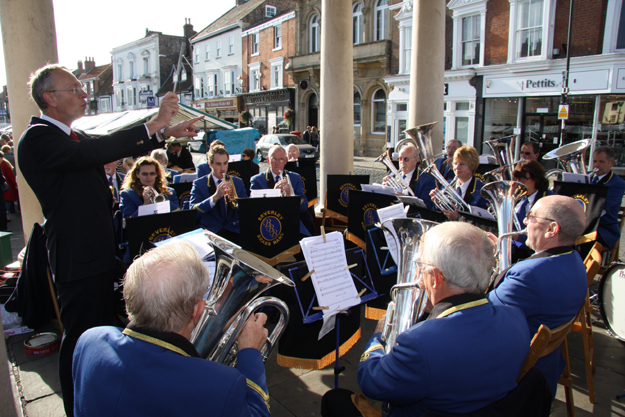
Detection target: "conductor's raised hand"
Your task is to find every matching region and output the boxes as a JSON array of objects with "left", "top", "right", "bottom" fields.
[
  {"left": 237, "top": 313, "right": 269, "bottom": 351},
  {"left": 165, "top": 116, "right": 204, "bottom": 138},
  {"left": 145, "top": 92, "right": 179, "bottom": 135}
]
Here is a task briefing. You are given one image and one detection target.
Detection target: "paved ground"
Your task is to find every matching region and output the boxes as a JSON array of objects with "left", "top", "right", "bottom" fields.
[{"left": 3, "top": 156, "right": 625, "bottom": 416}]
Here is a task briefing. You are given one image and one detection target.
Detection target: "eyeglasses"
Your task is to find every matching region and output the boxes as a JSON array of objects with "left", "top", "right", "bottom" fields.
[
  {"left": 453, "top": 162, "right": 468, "bottom": 168},
  {"left": 400, "top": 157, "right": 415, "bottom": 162},
  {"left": 514, "top": 176, "right": 532, "bottom": 182},
  {"left": 47, "top": 86, "right": 86, "bottom": 96},
  {"left": 526, "top": 212, "right": 555, "bottom": 223},
  {"left": 521, "top": 151, "right": 534, "bottom": 156},
  {"left": 139, "top": 172, "right": 157, "bottom": 177},
  {"left": 270, "top": 157, "right": 286, "bottom": 163}
]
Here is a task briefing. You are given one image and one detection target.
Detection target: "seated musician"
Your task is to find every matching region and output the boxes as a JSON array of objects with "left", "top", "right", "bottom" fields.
[
  {"left": 287, "top": 143, "right": 300, "bottom": 161},
  {"left": 166, "top": 141, "right": 196, "bottom": 173},
  {"left": 488, "top": 195, "right": 588, "bottom": 397},
  {"left": 511, "top": 160, "right": 555, "bottom": 260},
  {"left": 190, "top": 145, "right": 248, "bottom": 243},
  {"left": 150, "top": 149, "right": 178, "bottom": 183},
  {"left": 520, "top": 141, "right": 540, "bottom": 161},
  {"left": 104, "top": 160, "right": 124, "bottom": 211},
  {"left": 382, "top": 144, "right": 435, "bottom": 209},
  {"left": 323, "top": 222, "right": 530, "bottom": 416},
  {"left": 72, "top": 242, "right": 271, "bottom": 417},
  {"left": 432, "top": 145, "right": 488, "bottom": 220},
  {"left": 590, "top": 145, "right": 625, "bottom": 249},
  {"left": 197, "top": 139, "right": 225, "bottom": 178},
  {"left": 434, "top": 139, "right": 461, "bottom": 182},
  {"left": 119, "top": 156, "right": 180, "bottom": 219},
  {"left": 242, "top": 147, "right": 260, "bottom": 176},
  {"left": 250, "top": 144, "right": 313, "bottom": 236}
]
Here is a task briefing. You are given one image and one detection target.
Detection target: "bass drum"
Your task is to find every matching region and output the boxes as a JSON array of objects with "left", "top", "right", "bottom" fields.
[{"left": 598, "top": 262, "right": 625, "bottom": 342}]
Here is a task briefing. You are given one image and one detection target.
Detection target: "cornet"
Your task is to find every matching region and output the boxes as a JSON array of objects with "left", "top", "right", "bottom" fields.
[
  {"left": 145, "top": 186, "right": 167, "bottom": 204},
  {"left": 278, "top": 170, "right": 295, "bottom": 197},
  {"left": 223, "top": 174, "right": 239, "bottom": 209}
]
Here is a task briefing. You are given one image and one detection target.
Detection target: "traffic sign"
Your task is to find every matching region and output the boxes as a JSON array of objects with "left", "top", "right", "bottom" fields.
[{"left": 558, "top": 104, "right": 569, "bottom": 120}]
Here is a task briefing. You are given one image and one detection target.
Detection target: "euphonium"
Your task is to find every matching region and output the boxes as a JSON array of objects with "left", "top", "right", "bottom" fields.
[
  {"left": 485, "top": 135, "right": 517, "bottom": 180},
  {"left": 223, "top": 173, "right": 239, "bottom": 209},
  {"left": 404, "top": 122, "right": 470, "bottom": 212},
  {"left": 377, "top": 218, "right": 439, "bottom": 353},
  {"left": 190, "top": 232, "right": 294, "bottom": 365},
  {"left": 480, "top": 181, "right": 527, "bottom": 279}
]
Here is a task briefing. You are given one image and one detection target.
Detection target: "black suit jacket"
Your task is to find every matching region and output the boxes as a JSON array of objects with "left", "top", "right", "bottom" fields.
[
  {"left": 18, "top": 116, "right": 162, "bottom": 283},
  {"left": 167, "top": 146, "right": 195, "bottom": 170}
]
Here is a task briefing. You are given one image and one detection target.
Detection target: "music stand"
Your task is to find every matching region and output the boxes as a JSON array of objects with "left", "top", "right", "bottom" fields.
[
  {"left": 346, "top": 189, "right": 398, "bottom": 249},
  {"left": 170, "top": 182, "right": 193, "bottom": 210},
  {"left": 286, "top": 159, "right": 318, "bottom": 207},
  {"left": 457, "top": 211, "right": 498, "bottom": 235},
  {"left": 126, "top": 210, "right": 198, "bottom": 261},
  {"left": 227, "top": 160, "right": 254, "bottom": 194},
  {"left": 553, "top": 181, "right": 607, "bottom": 235},
  {"left": 238, "top": 196, "right": 301, "bottom": 266},
  {"left": 364, "top": 224, "right": 398, "bottom": 320},
  {"left": 321, "top": 174, "right": 370, "bottom": 232},
  {"left": 406, "top": 205, "right": 448, "bottom": 223}
]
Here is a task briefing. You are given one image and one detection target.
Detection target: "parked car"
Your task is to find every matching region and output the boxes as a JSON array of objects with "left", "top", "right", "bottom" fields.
[{"left": 255, "top": 134, "right": 319, "bottom": 162}]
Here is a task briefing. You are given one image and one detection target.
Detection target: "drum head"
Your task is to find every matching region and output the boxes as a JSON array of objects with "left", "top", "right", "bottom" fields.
[{"left": 599, "top": 262, "right": 625, "bottom": 342}]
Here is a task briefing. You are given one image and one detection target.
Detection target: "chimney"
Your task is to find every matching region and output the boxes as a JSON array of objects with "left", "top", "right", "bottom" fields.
[
  {"left": 77, "top": 60, "right": 83, "bottom": 71},
  {"left": 183, "top": 18, "right": 195, "bottom": 39},
  {"left": 85, "top": 57, "right": 96, "bottom": 71}
]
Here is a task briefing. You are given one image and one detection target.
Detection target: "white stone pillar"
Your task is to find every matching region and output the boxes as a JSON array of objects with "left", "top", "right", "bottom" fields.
[
  {"left": 1, "top": 0, "right": 57, "bottom": 242},
  {"left": 319, "top": 0, "right": 354, "bottom": 206},
  {"left": 408, "top": 0, "right": 446, "bottom": 153}
]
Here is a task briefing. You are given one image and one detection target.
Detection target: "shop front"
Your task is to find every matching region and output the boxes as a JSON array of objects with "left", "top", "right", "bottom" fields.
[
  {"left": 191, "top": 97, "right": 242, "bottom": 125},
  {"left": 241, "top": 88, "right": 295, "bottom": 135}
]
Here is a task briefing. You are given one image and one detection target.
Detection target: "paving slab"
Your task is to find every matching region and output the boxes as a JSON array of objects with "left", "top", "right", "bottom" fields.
[
  {"left": 18, "top": 350, "right": 60, "bottom": 402},
  {"left": 23, "top": 393, "right": 65, "bottom": 417}
]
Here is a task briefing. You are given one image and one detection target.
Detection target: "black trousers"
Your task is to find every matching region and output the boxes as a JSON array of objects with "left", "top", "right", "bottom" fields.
[{"left": 55, "top": 270, "right": 115, "bottom": 417}]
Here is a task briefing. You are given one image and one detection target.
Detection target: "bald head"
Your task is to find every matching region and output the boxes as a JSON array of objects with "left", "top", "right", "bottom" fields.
[{"left": 531, "top": 195, "right": 586, "bottom": 247}]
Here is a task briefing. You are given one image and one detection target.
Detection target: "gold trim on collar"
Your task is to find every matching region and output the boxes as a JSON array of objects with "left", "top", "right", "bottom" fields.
[
  {"left": 122, "top": 328, "right": 190, "bottom": 357},
  {"left": 437, "top": 298, "right": 488, "bottom": 319}
]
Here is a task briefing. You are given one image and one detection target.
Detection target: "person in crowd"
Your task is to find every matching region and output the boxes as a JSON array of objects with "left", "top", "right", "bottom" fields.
[
  {"left": 72, "top": 242, "right": 271, "bottom": 417},
  {"left": 589, "top": 145, "right": 625, "bottom": 249},
  {"left": 167, "top": 141, "right": 195, "bottom": 173},
  {"left": 287, "top": 144, "right": 300, "bottom": 161},
  {"left": 242, "top": 148, "right": 260, "bottom": 176},
  {"left": 0, "top": 151, "right": 18, "bottom": 215},
  {"left": 520, "top": 142, "right": 540, "bottom": 161},
  {"left": 323, "top": 222, "right": 530, "bottom": 416},
  {"left": 435, "top": 139, "right": 461, "bottom": 182},
  {"left": 1, "top": 144, "right": 15, "bottom": 168},
  {"left": 190, "top": 145, "right": 247, "bottom": 243},
  {"left": 120, "top": 156, "right": 180, "bottom": 219},
  {"left": 197, "top": 139, "right": 226, "bottom": 178},
  {"left": 510, "top": 160, "right": 555, "bottom": 260},
  {"left": 151, "top": 149, "right": 178, "bottom": 183},
  {"left": 121, "top": 156, "right": 135, "bottom": 174},
  {"left": 488, "top": 195, "right": 587, "bottom": 396},
  {"left": 303, "top": 126, "right": 311, "bottom": 144},
  {"left": 250, "top": 145, "right": 313, "bottom": 236},
  {"left": 17, "top": 63, "right": 199, "bottom": 416},
  {"left": 103, "top": 160, "right": 124, "bottom": 211},
  {"left": 382, "top": 144, "right": 435, "bottom": 209},
  {"left": 0, "top": 134, "right": 9, "bottom": 147},
  {"left": 432, "top": 146, "right": 488, "bottom": 220},
  {"left": 310, "top": 126, "right": 319, "bottom": 149}
]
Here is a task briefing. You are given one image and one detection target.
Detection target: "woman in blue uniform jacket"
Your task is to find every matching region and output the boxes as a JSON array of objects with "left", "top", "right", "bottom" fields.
[
  {"left": 120, "top": 156, "right": 180, "bottom": 219},
  {"left": 435, "top": 146, "right": 488, "bottom": 220}
]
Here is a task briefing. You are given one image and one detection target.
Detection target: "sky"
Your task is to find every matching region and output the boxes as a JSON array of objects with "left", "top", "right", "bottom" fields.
[{"left": 0, "top": 0, "right": 237, "bottom": 87}]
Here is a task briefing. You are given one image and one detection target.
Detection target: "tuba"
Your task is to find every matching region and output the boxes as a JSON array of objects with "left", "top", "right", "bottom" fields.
[
  {"left": 543, "top": 139, "right": 593, "bottom": 181},
  {"left": 484, "top": 135, "right": 517, "bottom": 180},
  {"left": 480, "top": 181, "right": 527, "bottom": 279},
  {"left": 190, "top": 232, "right": 294, "bottom": 365},
  {"left": 404, "top": 122, "right": 470, "bottom": 212},
  {"left": 378, "top": 218, "right": 439, "bottom": 353}
]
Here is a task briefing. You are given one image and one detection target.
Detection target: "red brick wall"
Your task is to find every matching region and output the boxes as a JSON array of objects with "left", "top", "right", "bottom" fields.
[
  {"left": 484, "top": 0, "right": 510, "bottom": 65},
  {"left": 553, "top": 0, "right": 607, "bottom": 58}
]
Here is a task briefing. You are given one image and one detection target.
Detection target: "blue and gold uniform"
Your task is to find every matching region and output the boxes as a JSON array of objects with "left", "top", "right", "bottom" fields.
[
  {"left": 357, "top": 294, "right": 530, "bottom": 416},
  {"left": 190, "top": 174, "right": 248, "bottom": 233},
  {"left": 434, "top": 157, "right": 454, "bottom": 182},
  {"left": 73, "top": 325, "right": 270, "bottom": 417},
  {"left": 488, "top": 246, "right": 587, "bottom": 395},
  {"left": 119, "top": 187, "right": 180, "bottom": 219},
  {"left": 450, "top": 175, "right": 488, "bottom": 210},
  {"left": 595, "top": 170, "right": 625, "bottom": 248}
]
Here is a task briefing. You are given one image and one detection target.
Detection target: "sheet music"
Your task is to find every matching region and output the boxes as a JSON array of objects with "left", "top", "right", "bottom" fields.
[
  {"left": 362, "top": 183, "right": 397, "bottom": 195},
  {"left": 250, "top": 189, "right": 282, "bottom": 198},
  {"left": 377, "top": 204, "right": 407, "bottom": 264},
  {"left": 137, "top": 201, "right": 170, "bottom": 217},
  {"left": 173, "top": 173, "right": 198, "bottom": 183},
  {"left": 469, "top": 205, "right": 495, "bottom": 220},
  {"left": 397, "top": 195, "right": 426, "bottom": 207},
  {"left": 154, "top": 228, "right": 214, "bottom": 260},
  {"left": 229, "top": 154, "right": 242, "bottom": 162},
  {"left": 300, "top": 232, "right": 359, "bottom": 338},
  {"left": 562, "top": 172, "right": 589, "bottom": 183}
]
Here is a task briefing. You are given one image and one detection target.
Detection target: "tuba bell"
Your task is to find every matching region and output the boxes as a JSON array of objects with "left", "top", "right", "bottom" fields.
[
  {"left": 190, "top": 232, "right": 294, "bottom": 365},
  {"left": 543, "top": 139, "right": 593, "bottom": 181},
  {"left": 484, "top": 135, "right": 517, "bottom": 180},
  {"left": 377, "top": 218, "right": 439, "bottom": 353}
]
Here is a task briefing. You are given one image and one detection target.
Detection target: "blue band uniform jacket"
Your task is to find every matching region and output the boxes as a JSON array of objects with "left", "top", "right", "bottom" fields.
[
  {"left": 595, "top": 170, "right": 625, "bottom": 248},
  {"left": 357, "top": 293, "right": 530, "bottom": 417},
  {"left": 449, "top": 176, "right": 489, "bottom": 210},
  {"left": 190, "top": 174, "right": 248, "bottom": 233},
  {"left": 434, "top": 157, "right": 455, "bottom": 182},
  {"left": 390, "top": 170, "right": 436, "bottom": 209},
  {"left": 119, "top": 187, "right": 180, "bottom": 219}
]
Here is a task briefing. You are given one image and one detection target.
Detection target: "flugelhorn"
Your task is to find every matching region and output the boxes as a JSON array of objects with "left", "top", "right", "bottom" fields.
[
  {"left": 190, "top": 232, "right": 294, "bottom": 365},
  {"left": 145, "top": 186, "right": 167, "bottom": 204},
  {"left": 377, "top": 218, "right": 439, "bottom": 353}
]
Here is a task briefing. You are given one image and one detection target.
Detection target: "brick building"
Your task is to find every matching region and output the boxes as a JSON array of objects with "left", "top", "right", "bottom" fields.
[{"left": 77, "top": 59, "right": 113, "bottom": 115}]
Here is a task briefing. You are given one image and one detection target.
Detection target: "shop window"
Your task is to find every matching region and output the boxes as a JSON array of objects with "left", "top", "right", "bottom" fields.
[
  {"left": 375, "top": 0, "right": 389, "bottom": 41},
  {"left": 353, "top": 3, "right": 363, "bottom": 45},
  {"left": 483, "top": 97, "right": 519, "bottom": 141},
  {"left": 310, "top": 15, "right": 320, "bottom": 53},
  {"left": 455, "top": 117, "right": 469, "bottom": 143},
  {"left": 354, "top": 90, "right": 361, "bottom": 126},
  {"left": 599, "top": 95, "right": 625, "bottom": 167},
  {"left": 372, "top": 89, "right": 387, "bottom": 133}
]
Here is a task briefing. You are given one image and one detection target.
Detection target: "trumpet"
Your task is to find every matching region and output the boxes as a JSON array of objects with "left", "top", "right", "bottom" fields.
[{"left": 223, "top": 174, "right": 239, "bottom": 209}]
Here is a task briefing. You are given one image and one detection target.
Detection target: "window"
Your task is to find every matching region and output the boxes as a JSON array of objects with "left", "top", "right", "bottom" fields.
[
  {"left": 372, "top": 89, "right": 386, "bottom": 133},
  {"left": 274, "top": 25, "right": 282, "bottom": 49},
  {"left": 205, "top": 44, "right": 210, "bottom": 60},
  {"left": 116, "top": 63, "right": 122, "bottom": 82},
  {"left": 200, "top": 78, "right": 204, "bottom": 97},
  {"left": 224, "top": 71, "right": 234, "bottom": 94},
  {"left": 403, "top": 26, "right": 412, "bottom": 73},
  {"left": 143, "top": 57, "right": 149, "bottom": 76},
  {"left": 195, "top": 46, "right": 200, "bottom": 63},
  {"left": 516, "top": 0, "right": 543, "bottom": 58},
  {"left": 208, "top": 73, "right": 216, "bottom": 97},
  {"left": 375, "top": 0, "right": 389, "bottom": 41},
  {"left": 310, "top": 15, "right": 320, "bottom": 53},
  {"left": 353, "top": 3, "right": 363, "bottom": 45},
  {"left": 216, "top": 40, "right": 222, "bottom": 57},
  {"left": 181, "top": 67, "right": 187, "bottom": 82},
  {"left": 249, "top": 64, "right": 261, "bottom": 92},
  {"left": 128, "top": 61, "right": 134, "bottom": 80},
  {"left": 89, "top": 81, "right": 94, "bottom": 94},
  {"left": 462, "top": 15, "right": 480, "bottom": 65},
  {"left": 115, "top": 89, "right": 122, "bottom": 106},
  {"left": 354, "top": 91, "right": 361, "bottom": 125},
  {"left": 127, "top": 87, "right": 134, "bottom": 106},
  {"left": 229, "top": 35, "right": 234, "bottom": 54},
  {"left": 252, "top": 33, "right": 259, "bottom": 55}
]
